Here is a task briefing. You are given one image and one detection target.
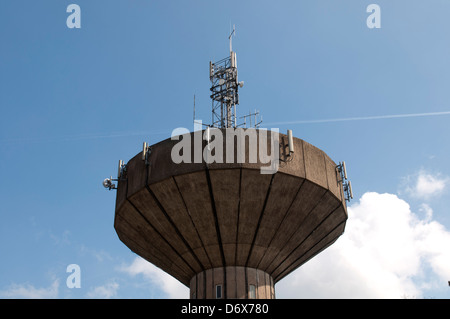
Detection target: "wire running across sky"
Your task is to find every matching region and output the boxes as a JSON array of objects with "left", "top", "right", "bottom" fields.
[{"left": 264, "top": 110, "right": 450, "bottom": 126}]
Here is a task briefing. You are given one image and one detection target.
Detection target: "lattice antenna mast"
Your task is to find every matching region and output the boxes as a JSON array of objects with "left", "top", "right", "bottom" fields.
[{"left": 209, "top": 25, "right": 244, "bottom": 128}]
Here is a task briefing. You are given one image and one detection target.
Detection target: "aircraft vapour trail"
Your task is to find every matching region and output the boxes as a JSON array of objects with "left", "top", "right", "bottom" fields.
[
  {"left": 0, "top": 129, "right": 171, "bottom": 145},
  {"left": 264, "top": 111, "right": 450, "bottom": 126},
  {"left": 2, "top": 111, "right": 449, "bottom": 145}
]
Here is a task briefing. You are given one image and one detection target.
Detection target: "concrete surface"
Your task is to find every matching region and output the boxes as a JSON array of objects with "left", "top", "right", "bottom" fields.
[{"left": 114, "top": 129, "right": 348, "bottom": 298}]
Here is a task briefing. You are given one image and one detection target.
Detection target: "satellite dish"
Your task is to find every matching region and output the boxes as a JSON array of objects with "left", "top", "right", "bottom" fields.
[
  {"left": 103, "top": 178, "right": 112, "bottom": 189},
  {"left": 238, "top": 81, "right": 244, "bottom": 88},
  {"left": 218, "top": 79, "right": 226, "bottom": 86}
]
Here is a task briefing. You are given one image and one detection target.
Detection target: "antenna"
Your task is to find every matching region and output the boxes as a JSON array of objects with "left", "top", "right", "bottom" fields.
[
  {"left": 337, "top": 161, "right": 353, "bottom": 201},
  {"left": 103, "top": 160, "right": 126, "bottom": 191},
  {"left": 347, "top": 181, "right": 353, "bottom": 199},
  {"left": 287, "top": 129, "right": 294, "bottom": 155},
  {"left": 142, "top": 142, "right": 148, "bottom": 160},
  {"left": 118, "top": 160, "right": 124, "bottom": 179},
  {"left": 229, "top": 24, "right": 235, "bottom": 54},
  {"left": 209, "top": 27, "right": 239, "bottom": 129},
  {"left": 238, "top": 110, "right": 262, "bottom": 128},
  {"left": 208, "top": 26, "right": 262, "bottom": 129},
  {"left": 342, "top": 161, "right": 347, "bottom": 179},
  {"left": 142, "top": 141, "right": 151, "bottom": 165}
]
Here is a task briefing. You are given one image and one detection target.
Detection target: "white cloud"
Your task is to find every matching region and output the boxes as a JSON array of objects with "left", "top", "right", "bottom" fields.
[
  {"left": 419, "top": 203, "right": 433, "bottom": 222},
  {"left": 0, "top": 280, "right": 59, "bottom": 299},
  {"left": 86, "top": 281, "right": 119, "bottom": 299},
  {"left": 79, "top": 245, "right": 113, "bottom": 263},
  {"left": 402, "top": 170, "right": 448, "bottom": 200},
  {"left": 120, "top": 257, "right": 188, "bottom": 298},
  {"left": 115, "top": 190, "right": 450, "bottom": 299},
  {"left": 276, "top": 192, "right": 450, "bottom": 299}
]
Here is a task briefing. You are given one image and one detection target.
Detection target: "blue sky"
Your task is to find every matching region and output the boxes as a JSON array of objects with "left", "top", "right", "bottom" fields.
[{"left": 1, "top": 0, "right": 449, "bottom": 299}]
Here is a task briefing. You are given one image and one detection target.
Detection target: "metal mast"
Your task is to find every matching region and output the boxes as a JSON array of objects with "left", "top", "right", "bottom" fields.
[{"left": 209, "top": 25, "right": 243, "bottom": 128}]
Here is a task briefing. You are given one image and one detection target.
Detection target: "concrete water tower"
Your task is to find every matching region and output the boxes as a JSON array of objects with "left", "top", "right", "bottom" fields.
[{"left": 105, "top": 28, "right": 352, "bottom": 299}]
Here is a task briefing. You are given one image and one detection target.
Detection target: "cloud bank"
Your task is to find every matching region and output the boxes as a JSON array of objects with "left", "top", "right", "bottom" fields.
[
  {"left": 120, "top": 257, "right": 188, "bottom": 298},
  {"left": 118, "top": 187, "right": 450, "bottom": 299},
  {"left": 277, "top": 191, "right": 450, "bottom": 298},
  {"left": 0, "top": 280, "right": 59, "bottom": 299},
  {"left": 2, "top": 171, "right": 447, "bottom": 299}
]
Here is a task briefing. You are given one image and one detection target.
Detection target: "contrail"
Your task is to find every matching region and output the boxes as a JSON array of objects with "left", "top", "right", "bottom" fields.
[
  {"left": 264, "top": 110, "right": 450, "bottom": 126},
  {"left": 3, "top": 111, "right": 449, "bottom": 145},
  {"left": 0, "top": 129, "right": 171, "bottom": 145}
]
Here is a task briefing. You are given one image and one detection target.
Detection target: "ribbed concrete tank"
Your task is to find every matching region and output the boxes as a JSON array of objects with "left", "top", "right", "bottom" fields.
[{"left": 114, "top": 128, "right": 348, "bottom": 299}]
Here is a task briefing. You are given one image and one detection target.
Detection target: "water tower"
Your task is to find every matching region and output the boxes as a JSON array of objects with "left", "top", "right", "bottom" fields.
[{"left": 104, "top": 28, "right": 352, "bottom": 299}]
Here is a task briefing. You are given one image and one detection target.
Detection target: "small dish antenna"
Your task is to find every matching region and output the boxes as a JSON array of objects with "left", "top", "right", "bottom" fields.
[{"left": 103, "top": 159, "right": 127, "bottom": 191}]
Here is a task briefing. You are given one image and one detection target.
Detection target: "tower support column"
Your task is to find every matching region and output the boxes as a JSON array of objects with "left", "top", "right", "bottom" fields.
[{"left": 189, "top": 266, "right": 275, "bottom": 299}]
